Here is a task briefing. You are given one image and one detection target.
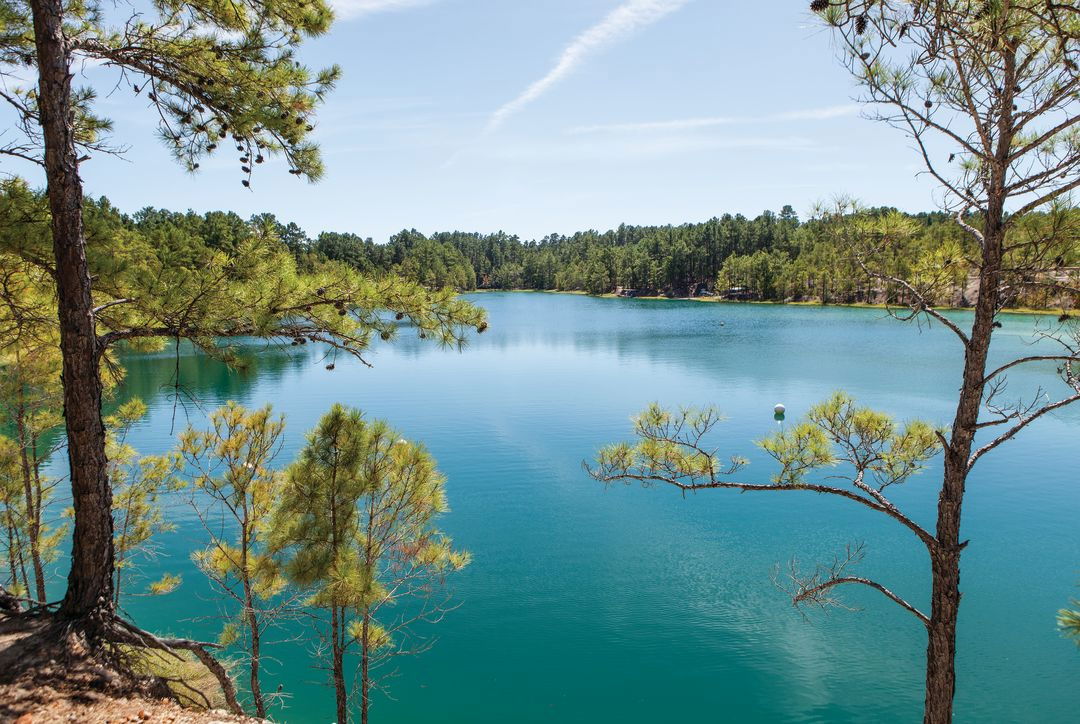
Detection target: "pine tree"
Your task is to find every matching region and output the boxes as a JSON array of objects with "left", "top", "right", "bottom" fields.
[
  {"left": 0, "top": 241, "right": 67, "bottom": 603},
  {"left": 0, "top": 0, "right": 487, "bottom": 655},
  {"left": 106, "top": 399, "right": 183, "bottom": 605},
  {"left": 595, "top": 4, "right": 1080, "bottom": 721},
  {"left": 180, "top": 402, "right": 290, "bottom": 718},
  {"left": 1, "top": 0, "right": 335, "bottom": 631},
  {"left": 272, "top": 405, "right": 468, "bottom": 724},
  {"left": 0, "top": 435, "right": 31, "bottom": 600}
]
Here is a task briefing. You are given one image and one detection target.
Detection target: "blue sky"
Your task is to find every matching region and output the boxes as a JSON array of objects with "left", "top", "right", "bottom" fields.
[{"left": 26, "top": 0, "right": 941, "bottom": 240}]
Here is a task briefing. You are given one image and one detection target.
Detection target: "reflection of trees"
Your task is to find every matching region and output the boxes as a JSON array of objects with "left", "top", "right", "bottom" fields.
[
  {"left": 463, "top": 294, "right": 1074, "bottom": 410},
  {"left": 113, "top": 340, "right": 315, "bottom": 411}
]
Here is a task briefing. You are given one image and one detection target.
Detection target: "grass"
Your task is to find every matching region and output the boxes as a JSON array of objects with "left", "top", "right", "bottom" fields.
[{"left": 124, "top": 645, "right": 231, "bottom": 711}]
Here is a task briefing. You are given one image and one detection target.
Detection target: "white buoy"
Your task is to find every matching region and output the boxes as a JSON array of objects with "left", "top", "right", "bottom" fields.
[{"left": 774, "top": 403, "right": 786, "bottom": 415}]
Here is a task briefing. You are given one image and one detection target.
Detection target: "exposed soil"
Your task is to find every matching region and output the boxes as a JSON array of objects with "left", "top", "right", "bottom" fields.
[{"left": 0, "top": 617, "right": 264, "bottom": 724}]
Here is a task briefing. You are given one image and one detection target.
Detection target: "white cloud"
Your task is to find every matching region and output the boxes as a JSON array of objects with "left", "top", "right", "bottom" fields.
[
  {"left": 485, "top": 0, "right": 692, "bottom": 133},
  {"left": 568, "top": 104, "right": 860, "bottom": 134},
  {"left": 332, "top": 0, "right": 438, "bottom": 21}
]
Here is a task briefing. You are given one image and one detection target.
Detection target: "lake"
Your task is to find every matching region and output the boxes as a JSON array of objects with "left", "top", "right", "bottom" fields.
[{"left": 75, "top": 292, "right": 1080, "bottom": 722}]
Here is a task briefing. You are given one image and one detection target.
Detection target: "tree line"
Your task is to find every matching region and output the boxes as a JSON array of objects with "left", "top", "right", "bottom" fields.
[{"left": 255, "top": 204, "right": 1074, "bottom": 310}]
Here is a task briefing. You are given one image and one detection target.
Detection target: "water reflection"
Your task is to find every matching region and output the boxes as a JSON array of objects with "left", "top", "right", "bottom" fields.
[{"left": 61, "top": 292, "right": 1080, "bottom": 724}]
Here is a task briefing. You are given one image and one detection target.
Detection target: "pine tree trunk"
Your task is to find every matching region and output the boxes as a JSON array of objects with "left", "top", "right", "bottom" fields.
[
  {"left": 15, "top": 528, "right": 31, "bottom": 597},
  {"left": 923, "top": 209, "right": 1004, "bottom": 722},
  {"left": 361, "top": 615, "right": 370, "bottom": 724},
  {"left": 332, "top": 605, "right": 348, "bottom": 724},
  {"left": 241, "top": 519, "right": 265, "bottom": 718},
  {"left": 15, "top": 405, "right": 47, "bottom": 603},
  {"left": 29, "top": 0, "right": 115, "bottom": 625},
  {"left": 924, "top": 545, "right": 961, "bottom": 724},
  {"left": 5, "top": 522, "right": 18, "bottom": 598},
  {"left": 245, "top": 585, "right": 265, "bottom": 717}
]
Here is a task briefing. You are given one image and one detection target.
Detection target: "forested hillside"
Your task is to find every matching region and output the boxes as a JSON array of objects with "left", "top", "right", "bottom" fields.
[{"left": 102, "top": 198, "right": 1079, "bottom": 309}]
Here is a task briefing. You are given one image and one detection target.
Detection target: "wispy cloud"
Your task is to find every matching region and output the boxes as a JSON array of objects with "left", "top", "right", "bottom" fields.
[
  {"left": 568, "top": 104, "right": 860, "bottom": 135},
  {"left": 479, "top": 134, "right": 823, "bottom": 164},
  {"left": 485, "top": 0, "right": 692, "bottom": 134},
  {"left": 332, "top": 0, "right": 438, "bottom": 21}
]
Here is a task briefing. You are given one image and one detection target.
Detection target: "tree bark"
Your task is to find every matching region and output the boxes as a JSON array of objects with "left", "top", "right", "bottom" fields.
[
  {"left": 923, "top": 190, "right": 1006, "bottom": 724},
  {"left": 333, "top": 605, "right": 348, "bottom": 724},
  {"left": 360, "top": 614, "right": 370, "bottom": 724},
  {"left": 15, "top": 399, "right": 47, "bottom": 603},
  {"left": 241, "top": 529, "right": 266, "bottom": 718},
  {"left": 246, "top": 598, "right": 265, "bottom": 717},
  {"left": 924, "top": 545, "right": 961, "bottom": 724},
  {"left": 28, "top": 0, "right": 115, "bottom": 624}
]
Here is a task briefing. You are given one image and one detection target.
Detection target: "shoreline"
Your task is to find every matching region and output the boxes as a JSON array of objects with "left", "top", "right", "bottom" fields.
[{"left": 466, "top": 288, "right": 1067, "bottom": 317}]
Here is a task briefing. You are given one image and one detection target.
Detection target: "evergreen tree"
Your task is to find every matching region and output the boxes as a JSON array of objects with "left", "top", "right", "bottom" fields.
[
  {"left": 0, "top": 242, "right": 67, "bottom": 603},
  {"left": 180, "top": 403, "right": 290, "bottom": 718},
  {"left": 107, "top": 399, "right": 183, "bottom": 605},
  {"left": 595, "top": 4, "right": 1080, "bottom": 723},
  {"left": 272, "top": 405, "right": 468, "bottom": 724},
  {"left": 0, "top": 434, "right": 30, "bottom": 600},
  {"left": 6, "top": 0, "right": 340, "bottom": 632}
]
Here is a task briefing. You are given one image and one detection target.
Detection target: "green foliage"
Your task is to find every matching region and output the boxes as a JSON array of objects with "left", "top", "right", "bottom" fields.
[
  {"left": 181, "top": 403, "right": 287, "bottom": 624},
  {"left": 180, "top": 402, "right": 289, "bottom": 715},
  {"left": 1060, "top": 601, "right": 1080, "bottom": 647},
  {"left": 0, "top": 200, "right": 74, "bottom": 601},
  {"left": 803, "top": 392, "right": 941, "bottom": 489},
  {"left": 593, "top": 404, "right": 749, "bottom": 489},
  {"left": 592, "top": 392, "right": 941, "bottom": 494},
  {"left": 0, "top": 0, "right": 340, "bottom": 182},
  {"left": 0, "top": 183, "right": 487, "bottom": 372},
  {"left": 272, "top": 404, "right": 468, "bottom": 720},
  {"left": 759, "top": 422, "right": 834, "bottom": 486},
  {"left": 107, "top": 398, "right": 184, "bottom": 603},
  {"left": 0, "top": 434, "right": 29, "bottom": 597},
  {"left": 254, "top": 202, "right": 1077, "bottom": 308}
]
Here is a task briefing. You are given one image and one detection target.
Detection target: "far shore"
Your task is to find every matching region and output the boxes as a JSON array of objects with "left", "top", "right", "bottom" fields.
[{"left": 467, "top": 288, "right": 1068, "bottom": 317}]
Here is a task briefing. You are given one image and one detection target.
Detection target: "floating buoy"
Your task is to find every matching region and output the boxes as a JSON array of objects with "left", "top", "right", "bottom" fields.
[{"left": 774, "top": 403, "right": 786, "bottom": 424}]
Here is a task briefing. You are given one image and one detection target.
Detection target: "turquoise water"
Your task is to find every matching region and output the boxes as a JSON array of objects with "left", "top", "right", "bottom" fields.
[{"left": 59, "top": 293, "right": 1080, "bottom": 722}]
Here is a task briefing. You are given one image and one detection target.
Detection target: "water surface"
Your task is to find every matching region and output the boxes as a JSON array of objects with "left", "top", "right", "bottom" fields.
[{"left": 80, "top": 293, "right": 1080, "bottom": 722}]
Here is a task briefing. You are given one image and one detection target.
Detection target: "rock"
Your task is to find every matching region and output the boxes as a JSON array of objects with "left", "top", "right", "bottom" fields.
[{"left": 14, "top": 714, "right": 33, "bottom": 724}]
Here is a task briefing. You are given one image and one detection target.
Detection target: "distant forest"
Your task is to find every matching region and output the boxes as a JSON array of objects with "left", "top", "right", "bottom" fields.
[{"left": 117, "top": 202, "right": 1076, "bottom": 308}]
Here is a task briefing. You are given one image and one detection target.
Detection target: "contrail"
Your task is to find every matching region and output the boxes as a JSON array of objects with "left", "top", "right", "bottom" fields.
[
  {"left": 568, "top": 105, "right": 861, "bottom": 134},
  {"left": 485, "top": 0, "right": 692, "bottom": 134}
]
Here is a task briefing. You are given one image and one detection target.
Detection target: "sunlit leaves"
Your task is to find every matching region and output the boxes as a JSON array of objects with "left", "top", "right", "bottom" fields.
[
  {"left": 0, "top": 182, "right": 487, "bottom": 372},
  {"left": 1059, "top": 599, "right": 1080, "bottom": 645},
  {"left": 0, "top": 434, "right": 28, "bottom": 595},
  {"left": 182, "top": 402, "right": 289, "bottom": 612},
  {"left": 108, "top": 399, "right": 184, "bottom": 602},
  {"left": 271, "top": 404, "right": 467, "bottom": 710},
  {"left": 0, "top": 0, "right": 342, "bottom": 182},
  {"left": 805, "top": 391, "right": 942, "bottom": 490},
  {"left": 592, "top": 391, "right": 940, "bottom": 494},
  {"left": 148, "top": 572, "right": 183, "bottom": 595},
  {"left": 759, "top": 422, "right": 834, "bottom": 486}
]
